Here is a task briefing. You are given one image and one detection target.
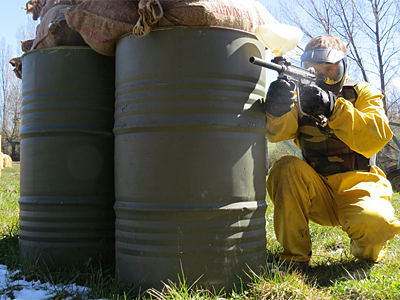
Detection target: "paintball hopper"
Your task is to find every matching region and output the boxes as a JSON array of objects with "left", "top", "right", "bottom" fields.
[{"left": 255, "top": 24, "right": 303, "bottom": 56}]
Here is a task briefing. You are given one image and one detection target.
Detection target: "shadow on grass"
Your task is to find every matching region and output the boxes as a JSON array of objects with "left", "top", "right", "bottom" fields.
[
  {"left": 265, "top": 247, "right": 374, "bottom": 288},
  {"left": 305, "top": 259, "right": 374, "bottom": 287},
  {"left": 0, "top": 228, "right": 20, "bottom": 269}
]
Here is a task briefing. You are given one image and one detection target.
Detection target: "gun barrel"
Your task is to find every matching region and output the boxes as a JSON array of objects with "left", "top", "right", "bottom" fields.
[
  {"left": 249, "top": 56, "right": 284, "bottom": 72},
  {"left": 249, "top": 56, "right": 317, "bottom": 82}
]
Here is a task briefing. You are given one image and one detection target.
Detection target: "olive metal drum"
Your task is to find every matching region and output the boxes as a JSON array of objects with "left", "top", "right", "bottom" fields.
[
  {"left": 19, "top": 47, "right": 116, "bottom": 267},
  {"left": 114, "top": 27, "right": 268, "bottom": 291}
]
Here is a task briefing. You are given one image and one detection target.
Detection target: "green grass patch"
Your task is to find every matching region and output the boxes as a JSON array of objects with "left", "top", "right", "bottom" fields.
[
  {"left": 1, "top": 164, "right": 400, "bottom": 299},
  {"left": 0, "top": 163, "right": 20, "bottom": 236}
]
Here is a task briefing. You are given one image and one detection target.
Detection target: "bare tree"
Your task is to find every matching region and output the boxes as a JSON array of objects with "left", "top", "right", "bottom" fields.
[
  {"left": 270, "top": 0, "right": 336, "bottom": 38},
  {"left": 271, "top": 0, "right": 400, "bottom": 114},
  {"left": 354, "top": 0, "right": 400, "bottom": 103},
  {"left": 15, "top": 18, "right": 37, "bottom": 56},
  {"left": 332, "top": 0, "right": 370, "bottom": 82},
  {"left": 0, "top": 39, "right": 13, "bottom": 144},
  {"left": 0, "top": 19, "right": 36, "bottom": 159},
  {"left": 386, "top": 79, "right": 400, "bottom": 122},
  {"left": 2, "top": 72, "right": 22, "bottom": 159}
]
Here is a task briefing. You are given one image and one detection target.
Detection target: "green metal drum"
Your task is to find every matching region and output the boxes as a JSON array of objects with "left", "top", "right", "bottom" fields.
[
  {"left": 114, "top": 27, "right": 267, "bottom": 291},
  {"left": 19, "top": 47, "right": 115, "bottom": 267}
]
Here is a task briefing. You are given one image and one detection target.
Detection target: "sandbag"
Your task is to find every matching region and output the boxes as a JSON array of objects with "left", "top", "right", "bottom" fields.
[
  {"left": 21, "top": 39, "right": 34, "bottom": 52},
  {"left": 32, "top": 5, "right": 87, "bottom": 50},
  {"left": 40, "top": 0, "right": 79, "bottom": 19},
  {"left": 65, "top": 0, "right": 277, "bottom": 56},
  {"left": 9, "top": 57, "right": 22, "bottom": 80},
  {"left": 24, "top": 0, "right": 47, "bottom": 20},
  {"left": 64, "top": 0, "right": 139, "bottom": 56},
  {"left": 136, "top": 0, "right": 278, "bottom": 37},
  {"left": 24, "top": 0, "right": 76, "bottom": 20}
]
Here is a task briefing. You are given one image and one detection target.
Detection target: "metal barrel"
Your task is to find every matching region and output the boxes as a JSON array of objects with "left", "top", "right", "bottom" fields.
[
  {"left": 19, "top": 47, "right": 115, "bottom": 267},
  {"left": 114, "top": 26, "right": 267, "bottom": 292}
]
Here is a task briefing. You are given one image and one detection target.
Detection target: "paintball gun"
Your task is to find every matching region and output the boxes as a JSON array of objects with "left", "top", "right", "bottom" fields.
[{"left": 250, "top": 24, "right": 328, "bottom": 127}]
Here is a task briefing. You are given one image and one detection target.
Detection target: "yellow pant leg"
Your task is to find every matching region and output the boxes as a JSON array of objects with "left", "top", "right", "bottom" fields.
[
  {"left": 327, "top": 167, "right": 400, "bottom": 262},
  {"left": 267, "top": 156, "right": 340, "bottom": 262},
  {"left": 268, "top": 156, "right": 400, "bottom": 263}
]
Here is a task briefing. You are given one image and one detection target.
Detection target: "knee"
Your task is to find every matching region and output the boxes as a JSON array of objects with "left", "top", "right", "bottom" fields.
[
  {"left": 269, "top": 156, "right": 308, "bottom": 177},
  {"left": 344, "top": 199, "right": 400, "bottom": 240},
  {"left": 361, "top": 199, "right": 397, "bottom": 227},
  {"left": 267, "top": 156, "right": 315, "bottom": 204},
  {"left": 347, "top": 200, "right": 400, "bottom": 262}
]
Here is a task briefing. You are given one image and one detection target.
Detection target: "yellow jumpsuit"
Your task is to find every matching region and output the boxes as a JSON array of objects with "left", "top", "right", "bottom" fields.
[{"left": 266, "top": 81, "right": 400, "bottom": 262}]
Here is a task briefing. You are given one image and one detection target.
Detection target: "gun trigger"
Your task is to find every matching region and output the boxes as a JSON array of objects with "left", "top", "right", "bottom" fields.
[{"left": 279, "top": 74, "right": 289, "bottom": 81}]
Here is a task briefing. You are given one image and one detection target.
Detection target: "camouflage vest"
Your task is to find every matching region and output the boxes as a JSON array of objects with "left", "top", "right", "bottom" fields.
[{"left": 298, "top": 80, "right": 375, "bottom": 176}]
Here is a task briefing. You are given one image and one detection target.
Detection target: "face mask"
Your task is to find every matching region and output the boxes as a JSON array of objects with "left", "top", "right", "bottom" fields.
[
  {"left": 301, "top": 47, "right": 348, "bottom": 95},
  {"left": 303, "top": 60, "right": 345, "bottom": 86}
]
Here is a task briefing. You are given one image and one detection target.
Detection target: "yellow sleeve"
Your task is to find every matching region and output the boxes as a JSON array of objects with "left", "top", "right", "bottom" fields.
[
  {"left": 265, "top": 105, "right": 299, "bottom": 143},
  {"left": 328, "top": 81, "right": 392, "bottom": 158}
]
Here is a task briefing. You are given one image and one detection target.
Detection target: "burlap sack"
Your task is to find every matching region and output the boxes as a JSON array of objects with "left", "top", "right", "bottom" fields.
[
  {"left": 134, "top": 0, "right": 278, "bottom": 36},
  {"left": 21, "top": 39, "right": 34, "bottom": 52},
  {"left": 24, "top": 0, "right": 47, "bottom": 20},
  {"left": 40, "top": 0, "right": 78, "bottom": 18},
  {"left": 133, "top": 0, "right": 163, "bottom": 36},
  {"left": 24, "top": 0, "right": 78, "bottom": 20},
  {"left": 64, "top": 0, "right": 139, "bottom": 56},
  {"left": 9, "top": 57, "right": 22, "bottom": 80},
  {"left": 32, "top": 5, "right": 87, "bottom": 50},
  {"left": 65, "top": 0, "right": 277, "bottom": 56}
]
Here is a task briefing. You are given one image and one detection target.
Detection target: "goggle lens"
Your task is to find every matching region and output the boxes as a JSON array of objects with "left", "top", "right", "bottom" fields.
[{"left": 302, "top": 60, "right": 345, "bottom": 85}]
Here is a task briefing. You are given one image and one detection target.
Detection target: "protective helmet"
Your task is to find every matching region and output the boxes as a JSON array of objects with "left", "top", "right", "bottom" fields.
[{"left": 300, "top": 41, "right": 348, "bottom": 95}]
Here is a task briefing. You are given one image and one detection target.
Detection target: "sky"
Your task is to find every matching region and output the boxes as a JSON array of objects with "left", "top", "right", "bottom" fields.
[{"left": 0, "top": 0, "right": 37, "bottom": 56}]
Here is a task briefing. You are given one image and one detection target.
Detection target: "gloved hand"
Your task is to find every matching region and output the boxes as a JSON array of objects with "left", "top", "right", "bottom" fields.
[
  {"left": 265, "top": 78, "right": 296, "bottom": 117},
  {"left": 299, "top": 85, "right": 336, "bottom": 118}
]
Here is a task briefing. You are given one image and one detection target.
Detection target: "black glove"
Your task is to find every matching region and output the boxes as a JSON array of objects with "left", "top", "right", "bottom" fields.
[
  {"left": 265, "top": 78, "right": 296, "bottom": 117},
  {"left": 299, "top": 85, "right": 336, "bottom": 118}
]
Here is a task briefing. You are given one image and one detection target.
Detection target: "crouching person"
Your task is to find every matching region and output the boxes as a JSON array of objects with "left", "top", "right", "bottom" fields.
[{"left": 265, "top": 34, "right": 400, "bottom": 269}]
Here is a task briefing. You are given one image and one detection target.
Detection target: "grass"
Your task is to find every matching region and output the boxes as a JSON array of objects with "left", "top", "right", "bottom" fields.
[
  {"left": 0, "top": 163, "right": 20, "bottom": 235},
  {"left": 1, "top": 164, "right": 400, "bottom": 299}
]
